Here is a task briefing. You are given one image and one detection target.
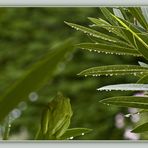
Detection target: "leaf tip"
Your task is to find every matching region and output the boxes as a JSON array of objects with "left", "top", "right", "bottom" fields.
[{"left": 64, "top": 21, "right": 71, "bottom": 26}]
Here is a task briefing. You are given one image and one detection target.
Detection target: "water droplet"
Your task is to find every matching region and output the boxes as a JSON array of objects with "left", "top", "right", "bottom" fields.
[
  {"left": 84, "top": 75, "right": 87, "bottom": 77},
  {"left": 92, "top": 74, "right": 95, "bottom": 77},
  {"left": 134, "top": 73, "right": 137, "bottom": 76},
  {"left": 8, "top": 124, "right": 11, "bottom": 128},
  {"left": 29, "top": 92, "right": 38, "bottom": 102},
  {"left": 82, "top": 133, "right": 85, "bottom": 135},
  {"left": 125, "top": 114, "right": 131, "bottom": 118},
  {"left": 69, "top": 136, "right": 74, "bottom": 139},
  {"left": 11, "top": 108, "right": 21, "bottom": 119}
]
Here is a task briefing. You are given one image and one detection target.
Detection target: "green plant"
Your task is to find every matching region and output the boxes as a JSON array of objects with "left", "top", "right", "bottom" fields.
[
  {"left": 66, "top": 7, "right": 148, "bottom": 134},
  {"left": 35, "top": 92, "right": 92, "bottom": 140},
  {"left": 0, "top": 39, "right": 92, "bottom": 140}
]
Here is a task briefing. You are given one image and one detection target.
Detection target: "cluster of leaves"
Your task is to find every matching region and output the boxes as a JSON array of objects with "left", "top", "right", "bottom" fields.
[{"left": 66, "top": 7, "right": 148, "bottom": 134}]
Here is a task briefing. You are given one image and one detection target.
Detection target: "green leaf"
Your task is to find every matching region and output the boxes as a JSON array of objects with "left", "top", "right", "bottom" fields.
[
  {"left": 98, "top": 84, "right": 148, "bottom": 91},
  {"left": 111, "top": 14, "right": 148, "bottom": 60},
  {"left": 138, "top": 61, "right": 148, "bottom": 68},
  {"left": 137, "top": 74, "right": 148, "bottom": 84},
  {"left": 100, "top": 8, "right": 131, "bottom": 44},
  {"left": 128, "top": 7, "right": 148, "bottom": 30},
  {"left": 65, "top": 21, "right": 128, "bottom": 45},
  {"left": 77, "top": 43, "right": 142, "bottom": 57},
  {"left": 41, "top": 107, "right": 50, "bottom": 135},
  {"left": 100, "top": 8, "right": 118, "bottom": 26},
  {"left": 100, "top": 96, "right": 148, "bottom": 109},
  {"left": 78, "top": 65, "right": 148, "bottom": 77},
  {"left": 59, "top": 128, "right": 92, "bottom": 140},
  {"left": 88, "top": 17, "right": 130, "bottom": 43},
  {"left": 0, "top": 39, "right": 74, "bottom": 122},
  {"left": 132, "top": 122, "right": 148, "bottom": 133}
]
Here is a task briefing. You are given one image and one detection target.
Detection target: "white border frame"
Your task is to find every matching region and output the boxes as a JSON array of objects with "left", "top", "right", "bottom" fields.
[
  {"left": 0, "top": 0, "right": 148, "bottom": 148},
  {"left": 0, "top": 0, "right": 147, "bottom": 6}
]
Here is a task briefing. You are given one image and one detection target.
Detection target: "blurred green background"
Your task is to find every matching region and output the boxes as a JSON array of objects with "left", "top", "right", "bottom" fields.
[{"left": 0, "top": 7, "right": 146, "bottom": 140}]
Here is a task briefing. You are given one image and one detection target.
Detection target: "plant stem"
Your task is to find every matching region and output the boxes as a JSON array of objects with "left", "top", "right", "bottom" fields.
[{"left": 3, "top": 116, "right": 11, "bottom": 140}]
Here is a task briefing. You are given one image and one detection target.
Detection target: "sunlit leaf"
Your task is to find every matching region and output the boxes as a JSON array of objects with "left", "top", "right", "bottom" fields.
[
  {"left": 111, "top": 14, "right": 148, "bottom": 60},
  {"left": 98, "top": 84, "right": 148, "bottom": 91},
  {"left": 138, "top": 61, "right": 148, "bottom": 68},
  {"left": 128, "top": 7, "right": 148, "bottom": 30},
  {"left": 78, "top": 65, "right": 148, "bottom": 77}
]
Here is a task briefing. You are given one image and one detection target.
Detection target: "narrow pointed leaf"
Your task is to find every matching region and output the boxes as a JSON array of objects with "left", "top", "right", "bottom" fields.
[
  {"left": 98, "top": 84, "right": 148, "bottom": 91},
  {"left": 132, "top": 122, "right": 148, "bottom": 133},
  {"left": 128, "top": 7, "right": 148, "bottom": 30},
  {"left": 113, "top": 8, "right": 124, "bottom": 19},
  {"left": 0, "top": 39, "right": 74, "bottom": 122},
  {"left": 60, "top": 128, "right": 92, "bottom": 140},
  {"left": 111, "top": 14, "right": 148, "bottom": 60},
  {"left": 138, "top": 61, "right": 148, "bottom": 68},
  {"left": 100, "top": 8, "right": 118, "bottom": 26},
  {"left": 65, "top": 21, "right": 128, "bottom": 44},
  {"left": 100, "top": 96, "right": 148, "bottom": 109},
  {"left": 78, "top": 65, "right": 148, "bottom": 77},
  {"left": 88, "top": 17, "right": 129, "bottom": 43},
  {"left": 141, "top": 7, "right": 148, "bottom": 22},
  {"left": 100, "top": 8, "right": 130, "bottom": 43},
  {"left": 77, "top": 43, "right": 142, "bottom": 57}
]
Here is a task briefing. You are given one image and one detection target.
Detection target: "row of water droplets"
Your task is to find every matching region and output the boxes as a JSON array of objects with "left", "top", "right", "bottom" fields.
[
  {"left": 84, "top": 72, "right": 144, "bottom": 77},
  {"left": 70, "top": 24, "right": 117, "bottom": 43},
  {"left": 81, "top": 47, "right": 141, "bottom": 57}
]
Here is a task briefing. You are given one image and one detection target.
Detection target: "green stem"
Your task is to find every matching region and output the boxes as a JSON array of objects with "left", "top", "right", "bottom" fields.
[{"left": 3, "top": 116, "right": 11, "bottom": 140}]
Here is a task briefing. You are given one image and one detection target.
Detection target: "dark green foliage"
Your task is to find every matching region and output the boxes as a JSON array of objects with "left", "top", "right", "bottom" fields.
[{"left": 0, "top": 7, "right": 143, "bottom": 140}]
